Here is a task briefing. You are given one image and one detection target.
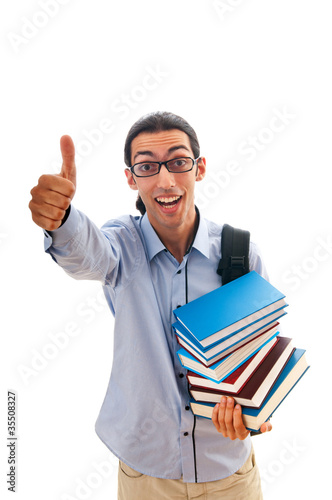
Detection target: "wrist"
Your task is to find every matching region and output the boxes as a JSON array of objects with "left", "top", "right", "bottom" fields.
[{"left": 60, "top": 205, "right": 71, "bottom": 227}]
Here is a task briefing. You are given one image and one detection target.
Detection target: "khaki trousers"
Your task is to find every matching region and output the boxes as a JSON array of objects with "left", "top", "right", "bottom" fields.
[{"left": 117, "top": 445, "right": 263, "bottom": 500}]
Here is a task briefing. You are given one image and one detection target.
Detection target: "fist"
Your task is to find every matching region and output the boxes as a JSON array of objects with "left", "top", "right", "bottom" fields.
[{"left": 29, "top": 135, "right": 76, "bottom": 231}]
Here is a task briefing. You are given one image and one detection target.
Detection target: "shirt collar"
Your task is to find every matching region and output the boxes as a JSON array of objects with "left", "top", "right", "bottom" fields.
[
  {"left": 191, "top": 211, "right": 210, "bottom": 258},
  {"left": 140, "top": 208, "right": 210, "bottom": 261},
  {"left": 140, "top": 213, "right": 166, "bottom": 261}
]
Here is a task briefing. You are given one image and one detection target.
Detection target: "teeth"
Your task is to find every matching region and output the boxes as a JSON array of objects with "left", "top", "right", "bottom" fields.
[{"left": 156, "top": 196, "right": 181, "bottom": 203}]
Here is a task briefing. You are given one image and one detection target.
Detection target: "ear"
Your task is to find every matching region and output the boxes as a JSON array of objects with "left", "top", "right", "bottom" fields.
[
  {"left": 124, "top": 169, "right": 138, "bottom": 191},
  {"left": 195, "top": 157, "right": 206, "bottom": 182}
]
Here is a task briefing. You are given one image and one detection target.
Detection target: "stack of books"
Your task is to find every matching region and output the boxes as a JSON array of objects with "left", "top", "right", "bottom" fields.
[{"left": 173, "top": 271, "right": 309, "bottom": 432}]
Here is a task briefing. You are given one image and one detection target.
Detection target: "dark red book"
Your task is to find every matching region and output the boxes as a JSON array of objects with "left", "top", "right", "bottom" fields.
[
  {"left": 186, "top": 338, "right": 276, "bottom": 394},
  {"left": 189, "top": 336, "right": 293, "bottom": 408}
]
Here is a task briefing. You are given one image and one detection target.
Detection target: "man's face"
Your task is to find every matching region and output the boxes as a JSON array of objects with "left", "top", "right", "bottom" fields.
[{"left": 125, "top": 129, "right": 206, "bottom": 235}]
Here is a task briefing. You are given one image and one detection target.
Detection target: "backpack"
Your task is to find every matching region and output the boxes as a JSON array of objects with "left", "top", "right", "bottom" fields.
[{"left": 217, "top": 224, "right": 250, "bottom": 285}]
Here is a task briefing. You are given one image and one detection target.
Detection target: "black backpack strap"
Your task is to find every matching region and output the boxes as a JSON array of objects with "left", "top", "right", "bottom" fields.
[{"left": 217, "top": 224, "right": 250, "bottom": 285}]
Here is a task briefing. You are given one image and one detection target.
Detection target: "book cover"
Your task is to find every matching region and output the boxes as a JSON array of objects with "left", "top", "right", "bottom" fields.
[
  {"left": 175, "top": 322, "right": 280, "bottom": 366},
  {"left": 173, "top": 312, "right": 284, "bottom": 356},
  {"left": 186, "top": 336, "right": 283, "bottom": 393},
  {"left": 190, "top": 347, "right": 309, "bottom": 431},
  {"left": 190, "top": 336, "right": 294, "bottom": 407},
  {"left": 177, "top": 328, "right": 278, "bottom": 382},
  {"left": 173, "top": 271, "right": 288, "bottom": 348},
  {"left": 186, "top": 354, "right": 260, "bottom": 394}
]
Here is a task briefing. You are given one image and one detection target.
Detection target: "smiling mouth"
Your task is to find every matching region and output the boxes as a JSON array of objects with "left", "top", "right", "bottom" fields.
[{"left": 155, "top": 195, "right": 182, "bottom": 209}]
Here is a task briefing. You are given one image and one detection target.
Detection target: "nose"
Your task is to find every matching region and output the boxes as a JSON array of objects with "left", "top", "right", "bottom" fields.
[{"left": 156, "top": 164, "right": 176, "bottom": 189}]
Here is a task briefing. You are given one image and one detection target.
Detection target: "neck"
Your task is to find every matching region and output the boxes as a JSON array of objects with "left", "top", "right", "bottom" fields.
[{"left": 151, "top": 207, "right": 199, "bottom": 264}]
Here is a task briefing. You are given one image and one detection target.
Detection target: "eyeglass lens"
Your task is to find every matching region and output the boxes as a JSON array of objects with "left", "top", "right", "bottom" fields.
[{"left": 133, "top": 158, "right": 193, "bottom": 176}]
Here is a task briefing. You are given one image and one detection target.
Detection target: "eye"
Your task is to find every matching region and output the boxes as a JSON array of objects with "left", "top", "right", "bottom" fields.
[
  {"left": 141, "top": 163, "right": 153, "bottom": 171},
  {"left": 173, "top": 159, "right": 187, "bottom": 167},
  {"left": 168, "top": 158, "right": 190, "bottom": 170},
  {"left": 136, "top": 162, "right": 156, "bottom": 173}
]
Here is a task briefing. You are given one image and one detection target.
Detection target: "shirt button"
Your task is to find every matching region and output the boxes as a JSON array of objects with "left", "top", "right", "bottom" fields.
[
  {"left": 184, "top": 432, "right": 189, "bottom": 436},
  {"left": 177, "top": 270, "right": 182, "bottom": 274},
  {"left": 177, "top": 305, "right": 181, "bottom": 309},
  {"left": 185, "top": 406, "right": 190, "bottom": 411},
  {"left": 179, "top": 373, "right": 184, "bottom": 378}
]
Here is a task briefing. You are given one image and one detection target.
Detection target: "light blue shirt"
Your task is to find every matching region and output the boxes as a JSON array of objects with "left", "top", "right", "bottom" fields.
[{"left": 44, "top": 205, "right": 269, "bottom": 483}]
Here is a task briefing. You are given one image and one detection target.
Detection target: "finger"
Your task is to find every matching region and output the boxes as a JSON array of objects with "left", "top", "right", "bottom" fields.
[
  {"left": 31, "top": 183, "right": 73, "bottom": 209},
  {"left": 224, "top": 397, "right": 237, "bottom": 440},
  {"left": 215, "top": 397, "right": 228, "bottom": 436},
  {"left": 218, "top": 397, "right": 229, "bottom": 436},
  {"left": 212, "top": 403, "right": 221, "bottom": 432},
  {"left": 29, "top": 199, "right": 66, "bottom": 224},
  {"left": 37, "top": 216, "right": 62, "bottom": 231},
  {"left": 233, "top": 404, "right": 250, "bottom": 440},
  {"left": 37, "top": 174, "right": 76, "bottom": 199},
  {"left": 29, "top": 203, "right": 64, "bottom": 231},
  {"left": 260, "top": 420, "right": 273, "bottom": 433},
  {"left": 60, "top": 135, "right": 76, "bottom": 187}
]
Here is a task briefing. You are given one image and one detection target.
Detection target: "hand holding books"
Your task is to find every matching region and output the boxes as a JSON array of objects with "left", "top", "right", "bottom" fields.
[{"left": 211, "top": 396, "right": 272, "bottom": 439}]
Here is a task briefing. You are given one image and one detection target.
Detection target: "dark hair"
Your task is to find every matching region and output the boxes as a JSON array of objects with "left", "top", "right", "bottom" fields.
[{"left": 124, "top": 111, "right": 200, "bottom": 215}]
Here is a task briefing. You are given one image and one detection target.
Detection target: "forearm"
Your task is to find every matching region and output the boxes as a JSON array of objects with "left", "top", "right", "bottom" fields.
[{"left": 44, "top": 205, "right": 118, "bottom": 284}]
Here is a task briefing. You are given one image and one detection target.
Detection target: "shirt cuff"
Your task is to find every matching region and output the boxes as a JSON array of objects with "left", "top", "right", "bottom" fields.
[{"left": 43, "top": 204, "right": 81, "bottom": 251}]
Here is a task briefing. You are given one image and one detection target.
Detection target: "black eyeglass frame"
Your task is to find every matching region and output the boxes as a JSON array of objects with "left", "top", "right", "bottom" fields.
[{"left": 128, "top": 157, "right": 201, "bottom": 178}]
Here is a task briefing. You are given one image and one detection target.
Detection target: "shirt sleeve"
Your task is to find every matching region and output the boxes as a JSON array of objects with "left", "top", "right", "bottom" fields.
[
  {"left": 249, "top": 240, "right": 269, "bottom": 281},
  {"left": 43, "top": 204, "right": 136, "bottom": 286}
]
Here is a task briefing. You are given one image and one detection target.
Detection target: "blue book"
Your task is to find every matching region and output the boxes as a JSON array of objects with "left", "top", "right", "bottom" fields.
[
  {"left": 189, "top": 347, "right": 309, "bottom": 431},
  {"left": 173, "top": 271, "right": 288, "bottom": 348},
  {"left": 173, "top": 311, "right": 285, "bottom": 366},
  {"left": 177, "top": 327, "right": 279, "bottom": 382}
]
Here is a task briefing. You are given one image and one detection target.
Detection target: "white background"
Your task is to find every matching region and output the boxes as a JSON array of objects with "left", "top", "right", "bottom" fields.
[{"left": 1, "top": 1, "right": 331, "bottom": 499}]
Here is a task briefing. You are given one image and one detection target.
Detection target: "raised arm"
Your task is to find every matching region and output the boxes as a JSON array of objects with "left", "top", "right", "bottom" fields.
[{"left": 28, "top": 136, "right": 136, "bottom": 285}]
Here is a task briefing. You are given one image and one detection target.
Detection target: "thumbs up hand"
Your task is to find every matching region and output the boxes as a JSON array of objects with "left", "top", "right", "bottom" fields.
[{"left": 29, "top": 136, "right": 77, "bottom": 231}]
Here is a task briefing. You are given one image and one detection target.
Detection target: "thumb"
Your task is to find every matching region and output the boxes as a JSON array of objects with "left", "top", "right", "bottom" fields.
[
  {"left": 60, "top": 135, "right": 76, "bottom": 187},
  {"left": 260, "top": 420, "right": 273, "bottom": 433}
]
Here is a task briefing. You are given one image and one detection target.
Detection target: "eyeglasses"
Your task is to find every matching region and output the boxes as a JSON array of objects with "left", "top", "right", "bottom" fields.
[{"left": 129, "top": 157, "right": 199, "bottom": 177}]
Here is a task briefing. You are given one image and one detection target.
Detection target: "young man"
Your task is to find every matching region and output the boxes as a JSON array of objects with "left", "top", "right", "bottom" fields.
[{"left": 29, "top": 112, "right": 271, "bottom": 499}]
